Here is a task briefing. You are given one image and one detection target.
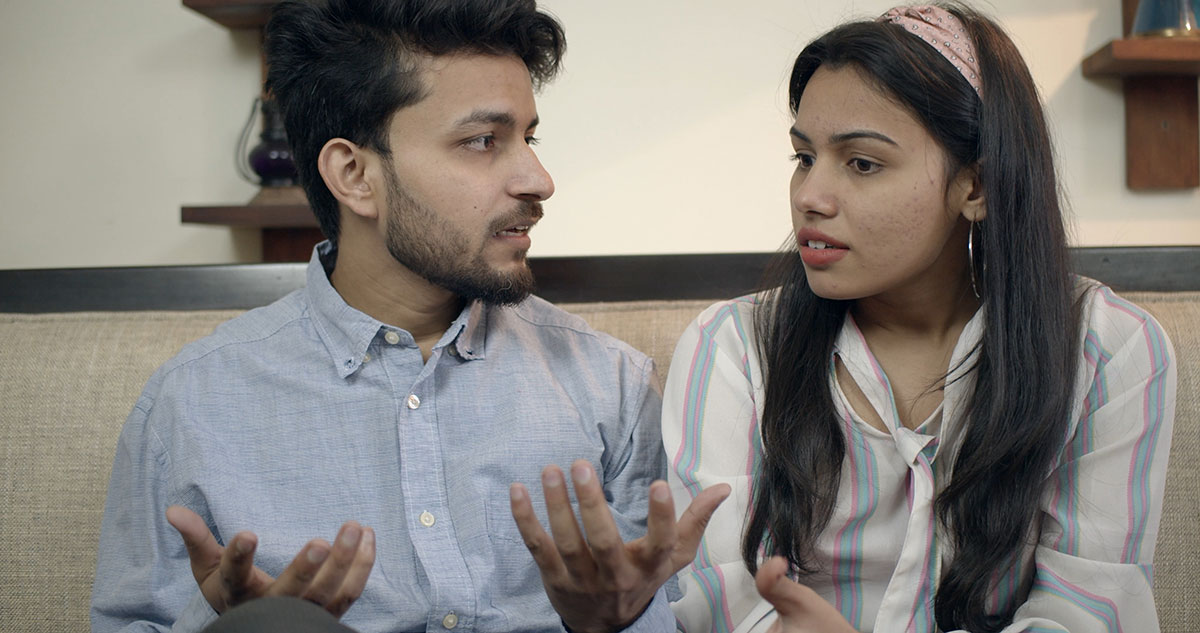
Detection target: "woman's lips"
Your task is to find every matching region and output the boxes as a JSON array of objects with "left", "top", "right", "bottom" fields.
[
  {"left": 799, "top": 241, "right": 849, "bottom": 266},
  {"left": 796, "top": 230, "right": 849, "bottom": 267}
]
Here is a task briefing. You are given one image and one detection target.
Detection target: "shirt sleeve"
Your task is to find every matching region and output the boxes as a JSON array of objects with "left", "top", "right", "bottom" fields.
[
  {"left": 663, "top": 299, "right": 771, "bottom": 633},
  {"left": 985, "top": 290, "right": 1177, "bottom": 633},
  {"left": 90, "top": 381, "right": 217, "bottom": 633},
  {"left": 601, "top": 348, "right": 668, "bottom": 543}
]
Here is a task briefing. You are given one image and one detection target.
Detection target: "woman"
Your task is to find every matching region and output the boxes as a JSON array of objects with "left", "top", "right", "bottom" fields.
[{"left": 663, "top": 4, "right": 1177, "bottom": 632}]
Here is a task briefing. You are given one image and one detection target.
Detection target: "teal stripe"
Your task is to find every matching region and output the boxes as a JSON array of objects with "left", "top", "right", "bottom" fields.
[
  {"left": 831, "top": 402, "right": 880, "bottom": 628},
  {"left": 685, "top": 565, "right": 733, "bottom": 633},
  {"left": 1055, "top": 332, "right": 1109, "bottom": 555},
  {"left": 910, "top": 446, "right": 939, "bottom": 633},
  {"left": 1097, "top": 288, "right": 1172, "bottom": 562},
  {"left": 1033, "top": 564, "right": 1123, "bottom": 632},
  {"left": 676, "top": 301, "right": 747, "bottom": 496}
]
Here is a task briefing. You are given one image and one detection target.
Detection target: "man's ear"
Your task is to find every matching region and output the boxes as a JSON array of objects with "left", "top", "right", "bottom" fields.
[
  {"left": 317, "top": 138, "right": 381, "bottom": 220},
  {"left": 953, "top": 163, "right": 986, "bottom": 223}
]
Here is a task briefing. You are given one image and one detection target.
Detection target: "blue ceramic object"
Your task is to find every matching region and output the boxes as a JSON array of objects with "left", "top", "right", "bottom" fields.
[{"left": 1132, "top": 0, "right": 1199, "bottom": 36}]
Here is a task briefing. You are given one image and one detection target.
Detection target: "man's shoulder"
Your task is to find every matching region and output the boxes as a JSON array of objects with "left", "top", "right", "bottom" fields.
[
  {"left": 154, "top": 290, "right": 311, "bottom": 377},
  {"left": 497, "top": 295, "right": 651, "bottom": 364}
]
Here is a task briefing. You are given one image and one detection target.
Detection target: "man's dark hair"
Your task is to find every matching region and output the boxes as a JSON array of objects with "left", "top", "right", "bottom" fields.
[{"left": 263, "top": 0, "right": 566, "bottom": 246}]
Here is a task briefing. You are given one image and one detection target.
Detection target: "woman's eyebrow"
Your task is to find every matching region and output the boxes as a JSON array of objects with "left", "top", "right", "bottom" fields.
[{"left": 789, "top": 127, "right": 898, "bottom": 147}]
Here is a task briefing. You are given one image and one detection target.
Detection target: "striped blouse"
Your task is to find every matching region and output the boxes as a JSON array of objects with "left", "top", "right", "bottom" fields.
[{"left": 663, "top": 282, "right": 1176, "bottom": 633}]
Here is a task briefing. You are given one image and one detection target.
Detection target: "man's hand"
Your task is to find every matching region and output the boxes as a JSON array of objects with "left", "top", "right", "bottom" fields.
[
  {"left": 510, "top": 459, "right": 730, "bottom": 633},
  {"left": 755, "top": 556, "right": 857, "bottom": 633},
  {"left": 164, "top": 506, "right": 376, "bottom": 618}
]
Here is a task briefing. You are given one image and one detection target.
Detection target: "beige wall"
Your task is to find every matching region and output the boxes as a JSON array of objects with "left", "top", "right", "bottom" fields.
[{"left": 1, "top": 0, "right": 1197, "bottom": 270}]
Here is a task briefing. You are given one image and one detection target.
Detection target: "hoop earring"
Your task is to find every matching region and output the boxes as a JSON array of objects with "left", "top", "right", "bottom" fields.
[{"left": 968, "top": 220, "right": 981, "bottom": 299}]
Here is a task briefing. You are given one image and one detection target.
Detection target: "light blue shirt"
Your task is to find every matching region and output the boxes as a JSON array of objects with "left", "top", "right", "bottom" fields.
[{"left": 91, "top": 243, "right": 673, "bottom": 633}]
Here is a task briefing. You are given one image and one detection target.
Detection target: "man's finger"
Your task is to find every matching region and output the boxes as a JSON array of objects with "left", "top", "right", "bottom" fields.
[
  {"left": 217, "top": 530, "right": 262, "bottom": 604},
  {"left": 540, "top": 464, "right": 596, "bottom": 576},
  {"left": 165, "top": 505, "right": 224, "bottom": 582},
  {"left": 327, "top": 526, "right": 376, "bottom": 617},
  {"left": 302, "top": 522, "right": 364, "bottom": 607},
  {"left": 637, "top": 480, "right": 679, "bottom": 567},
  {"left": 510, "top": 483, "right": 569, "bottom": 577},
  {"left": 672, "top": 483, "right": 731, "bottom": 570},
  {"left": 269, "top": 539, "right": 332, "bottom": 597},
  {"left": 570, "top": 460, "right": 626, "bottom": 573}
]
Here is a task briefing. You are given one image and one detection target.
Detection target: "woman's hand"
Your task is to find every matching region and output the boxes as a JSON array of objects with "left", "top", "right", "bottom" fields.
[{"left": 756, "top": 556, "right": 859, "bottom": 633}]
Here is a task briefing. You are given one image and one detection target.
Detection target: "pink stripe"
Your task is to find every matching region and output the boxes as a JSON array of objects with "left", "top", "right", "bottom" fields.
[
  {"left": 1098, "top": 290, "right": 1160, "bottom": 562},
  {"left": 671, "top": 310, "right": 724, "bottom": 475},
  {"left": 830, "top": 407, "right": 857, "bottom": 614},
  {"left": 742, "top": 350, "right": 759, "bottom": 479},
  {"left": 849, "top": 318, "right": 902, "bottom": 431},
  {"left": 670, "top": 304, "right": 742, "bottom": 630},
  {"left": 1048, "top": 336, "right": 1101, "bottom": 553},
  {"left": 689, "top": 561, "right": 736, "bottom": 632},
  {"left": 1035, "top": 563, "right": 1124, "bottom": 631},
  {"left": 906, "top": 457, "right": 938, "bottom": 629}
]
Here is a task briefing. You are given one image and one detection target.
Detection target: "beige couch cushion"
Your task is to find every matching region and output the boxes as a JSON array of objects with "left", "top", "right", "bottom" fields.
[
  {"left": 1124, "top": 292, "right": 1200, "bottom": 632},
  {"left": 0, "top": 310, "right": 243, "bottom": 631},
  {"left": 0, "top": 292, "right": 1195, "bottom": 632}
]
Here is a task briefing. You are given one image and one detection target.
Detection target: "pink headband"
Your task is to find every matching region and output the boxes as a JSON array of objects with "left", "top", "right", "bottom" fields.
[{"left": 879, "top": 5, "right": 982, "bottom": 96}]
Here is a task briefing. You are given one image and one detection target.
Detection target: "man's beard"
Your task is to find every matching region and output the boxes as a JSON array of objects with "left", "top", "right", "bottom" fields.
[{"left": 383, "top": 170, "right": 541, "bottom": 306}]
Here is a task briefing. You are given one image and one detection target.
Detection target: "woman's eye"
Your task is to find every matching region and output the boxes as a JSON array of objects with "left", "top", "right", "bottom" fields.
[
  {"left": 525, "top": 136, "right": 541, "bottom": 146},
  {"left": 464, "top": 135, "right": 496, "bottom": 151},
  {"left": 790, "top": 152, "right": 814, "bottom": 168},
  {"left": 850, "top": 158, "right": 880, "bottom": 174}
]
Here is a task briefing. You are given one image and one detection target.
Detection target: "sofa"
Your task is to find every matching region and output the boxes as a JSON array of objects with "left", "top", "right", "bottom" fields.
[{"left": 1, "top": 248, "right": 1197, "bottom": 632}]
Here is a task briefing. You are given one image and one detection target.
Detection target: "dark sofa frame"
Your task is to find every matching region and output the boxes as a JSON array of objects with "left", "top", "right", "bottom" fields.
[{"left": 2, "top": 247, "right": 1198, "bottom": 313}]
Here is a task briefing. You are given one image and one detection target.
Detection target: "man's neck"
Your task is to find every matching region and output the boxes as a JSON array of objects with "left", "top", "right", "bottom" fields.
[{"left": 329, "top": 245, "right": 464, "bottom": 358}]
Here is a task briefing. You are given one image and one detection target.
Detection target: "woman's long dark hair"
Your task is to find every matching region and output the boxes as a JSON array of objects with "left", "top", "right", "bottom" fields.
[{"left": 743, "top": 4, "right": 1080, "bottom": 631}]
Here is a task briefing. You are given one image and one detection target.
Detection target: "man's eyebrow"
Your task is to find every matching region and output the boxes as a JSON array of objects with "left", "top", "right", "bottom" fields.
[
  {"left": 789, "top": 127, "right": 899, "bottom": 147},
  {"left": 451, "top": 110, "right": 539, "bottom": 131}
]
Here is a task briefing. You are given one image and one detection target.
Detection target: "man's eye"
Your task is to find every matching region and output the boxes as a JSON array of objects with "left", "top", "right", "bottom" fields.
[{"left": 464, "top": 135, "right": 496, "bottom": 151}]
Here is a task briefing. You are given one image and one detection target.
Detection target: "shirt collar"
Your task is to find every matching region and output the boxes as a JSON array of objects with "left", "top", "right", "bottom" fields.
[
  {"left": 453, "top": 301, "right": 489, "bottom": 361},
  {"left": 303, "top": 241, "right": 489, "bottom": 377}
]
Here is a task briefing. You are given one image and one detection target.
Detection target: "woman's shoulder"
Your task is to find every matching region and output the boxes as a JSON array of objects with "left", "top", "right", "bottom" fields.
[
  {"left": 694, "top": 293, "right": 760, "bottom": 322},
  {"left": 1073, "top": 275, "right": 1173, "bottom": 358},
  {"left": 683, "top": 294, "right": 762, "bottom": 344}
]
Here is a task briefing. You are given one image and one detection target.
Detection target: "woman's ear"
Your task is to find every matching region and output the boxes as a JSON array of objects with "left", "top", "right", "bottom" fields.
[
  {"left": 952, "top": 163, "right": 986, "bottom": 223},
  {"left": 317, "top": 138, "right": 381, "bottom": 220}
]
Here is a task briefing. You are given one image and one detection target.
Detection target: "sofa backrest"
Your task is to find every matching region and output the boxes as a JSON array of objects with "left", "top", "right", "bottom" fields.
[{"left": 0, "top": 291, "right": 1196, "bottom": 632}]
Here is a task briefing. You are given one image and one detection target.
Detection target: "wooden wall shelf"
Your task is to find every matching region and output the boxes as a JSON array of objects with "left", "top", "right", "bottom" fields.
[
  {"left": 182, "top": 0, "right": 323, "bottom": 261},
  {"left": 1079, "top": 0, "right": 1200, "bottom": 190},
  {"left": 182, "top": 0, "right": 280, "bottom": 29},
  {"left": 182, "top": 204, "right": 315, "bottom": 228},
  {"left": 1082, "top": 37, "right": 1200, "bottom": 76},
  {"left": 183, "top": 204, "right": 324, "bottom": 262}
]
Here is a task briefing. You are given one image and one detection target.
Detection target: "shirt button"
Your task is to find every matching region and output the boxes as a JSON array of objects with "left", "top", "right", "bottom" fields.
[
  {"left": 406, "top": 394, "right": 420, "bottom": 409},
  {"left": 441, "top": 612, "right": 458, "bottom": 629},
  {"left": 384, "top": 331, "right": 401, "bottom": 345},
  {"left": 362, "top": 353, "right": 371, "bottom": 363},
  {"left": 419, "top": 511, "right": 436, "bottom": 527}
]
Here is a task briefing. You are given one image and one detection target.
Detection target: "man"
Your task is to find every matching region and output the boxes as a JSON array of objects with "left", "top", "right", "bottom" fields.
[{"left": 90, "top": 1, "right": 728, "bottom": 632}]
